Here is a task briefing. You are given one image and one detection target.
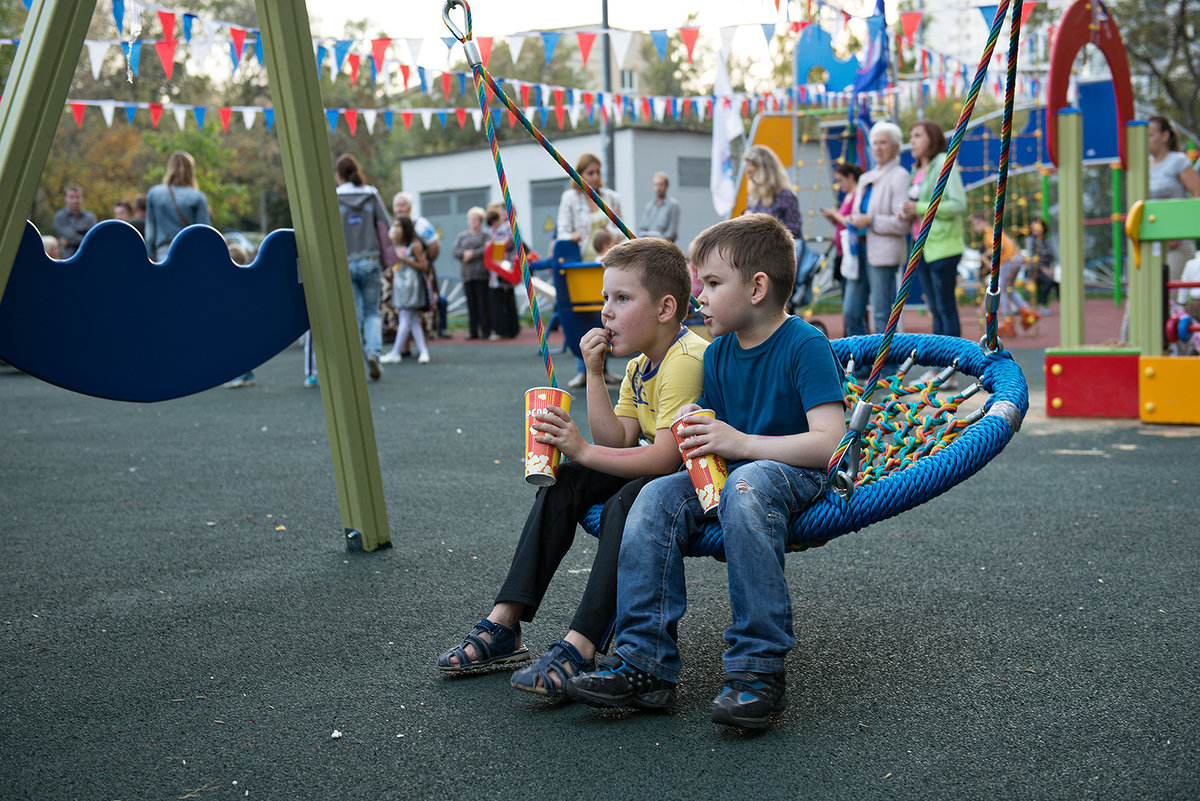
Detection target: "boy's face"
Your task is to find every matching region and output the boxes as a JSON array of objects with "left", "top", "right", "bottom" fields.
[
  {"left": 601, "top": 267, "right": 661, "bottom": 357},
  {"left": 695, "top": 251, "right": 753, "bottom": 338}
]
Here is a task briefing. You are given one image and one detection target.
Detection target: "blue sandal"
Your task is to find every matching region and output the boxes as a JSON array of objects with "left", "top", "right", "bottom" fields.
[
  {"left": 510, "top": 639, "right": 595, "bottom": 697},
  {"left": 437, "top": 618, "right": 530, "bottom": 673}
]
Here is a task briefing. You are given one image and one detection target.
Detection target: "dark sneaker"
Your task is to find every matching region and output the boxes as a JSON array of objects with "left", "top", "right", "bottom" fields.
[
  {"left": 565, "top": 654, "right": 676, "bottom": 710},
  {"left": 710, "top": 671, "right": 787, "bottom": 729}
]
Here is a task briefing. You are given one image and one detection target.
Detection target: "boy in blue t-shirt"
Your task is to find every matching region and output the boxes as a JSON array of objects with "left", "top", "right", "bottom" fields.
[{"left": 566, "top": 213, "right": 846, "bottom": 729}]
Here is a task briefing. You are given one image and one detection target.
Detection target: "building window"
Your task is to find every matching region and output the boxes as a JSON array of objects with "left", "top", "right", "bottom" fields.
[
  {"left": 620, "top": 69, "right": 637, "bottom": 92},
  {"left": 677, "top": 156, "right": 709, "bottom": 188}
]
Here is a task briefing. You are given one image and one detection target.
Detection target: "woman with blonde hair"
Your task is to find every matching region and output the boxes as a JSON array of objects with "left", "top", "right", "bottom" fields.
[
  {"left": 741, "top": 144, "right": 803, "bottom": 238},
  {"left": 144, "top": 150, "right": 210, "bottom": 260}
]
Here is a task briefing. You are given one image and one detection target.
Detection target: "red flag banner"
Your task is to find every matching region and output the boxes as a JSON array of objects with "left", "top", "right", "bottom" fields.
[
  {"left": 71, "top": 102, "right": 85, "bottom": 128},
  {"left": 576, "top": 32, "right": 596, "bottom": 67},
  {"left": 679, "top": 27, "right": 700, "bottom": 62},
  {"left": 900, "top": 11, "right": 922, "bottom": 47},
  {"left": 371, "top": 38, "right": 391, "bottom": 73},
  {"left": 157, "top": 10, "right": 175, "bottom": 41},
  {"left": 155, "top": 39, "right": 177, "bottom": 80},
  {"left": 346, "top": 109, "right": 358, "bottom": 135}
]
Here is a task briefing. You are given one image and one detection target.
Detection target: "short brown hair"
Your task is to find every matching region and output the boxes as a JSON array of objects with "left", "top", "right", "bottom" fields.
[
  {"left": 601, "top": 237, "right": 691, "bottom": 324},
  {"left": 689, "top": 214, "right": 796, "bottom": 309},
  {"left": 909, "top": 119, "right": 948, "bottom": 157}
]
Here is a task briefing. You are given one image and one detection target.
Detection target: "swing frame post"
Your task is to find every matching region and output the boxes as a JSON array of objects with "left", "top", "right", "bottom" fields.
[
  {"left": 1056, "top": 109, "right": 1085, "bottom": 349},
  {"left": 0, "top": 0, "right": 96, "bottom": 304},
  {"left": 256, "top": 0, "right": 391, "bottom": 551},
  {"left": 1124, "top": 122, "right": 1158, "bottom": 356}
]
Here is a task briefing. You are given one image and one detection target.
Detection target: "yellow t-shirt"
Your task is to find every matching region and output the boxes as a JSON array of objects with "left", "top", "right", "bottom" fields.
[{"left": 612, "top": 328, "right": 708, "bottom": 441}]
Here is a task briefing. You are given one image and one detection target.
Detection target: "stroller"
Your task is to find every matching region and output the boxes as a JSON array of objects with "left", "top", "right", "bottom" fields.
[{"left": 787, "top": 236, "right": 836, "bottom": 337}]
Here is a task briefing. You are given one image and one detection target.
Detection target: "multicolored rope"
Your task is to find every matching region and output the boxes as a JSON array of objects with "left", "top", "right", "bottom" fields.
[
  {"left": 444, "top": 0, "right": 556, "bottom": 386},
  {"left": 826, "top": 0, "right": 1020, "bottom": 488},
  {"left": 983, "top": 0, "right": 1026, "bottom": 352}
]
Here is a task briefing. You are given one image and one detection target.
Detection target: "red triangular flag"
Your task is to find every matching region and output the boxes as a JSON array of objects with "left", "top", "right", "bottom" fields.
[
  {"left": 1019, "top": 2, "right": 1035, "bottom": 27},
  {"left": 401, "top": 110, "right": 413, "bottom": 130},
  {"left": 508, "top": 109, "right": 517, "bottom": 128},
  {"left": 582, "top": 91, "right": 593, "bottom": 109},
  {"left": 345, "top": 109, "right": 358, "bottom": 135},
  {"left": 900, "top": 11, "right": 922, "bottom": 48},
  {"left": 219, "top": 106, "right": 233, "bottom": 132},
  {"left": 348, "top": 54, "right": 360, "bottom": 85},
  {"left": 370, "top": 38, "right": 391, "bottom": 74},
  {"left": 150, "top": 102, "right": 163, "bottom": 128},
  {"left": 553, "top": 87, "right": 564, "bottom": 107},
  {"left": 520, "top": 83, "right": 530, "bottom": 106},
  {"left": 230, "top": 27, "right": 246, "bottom": 60},
  {"left": 679, "top": 27, "right": 700, "bottom": 62},
  {"left": 155, "top": 39, "right": 177, "bottom": 81},
  {"left": 641, "top": 96, "right": 651, "bottom": 119},
  {"left": 477, "top": 36, "right": 493, "bottom": 68},
  {"left": 441, "top": 71, "right": 452, "bottom": 99},
  {"left": 554, "top": 104, "right": 565, "bottom": 129},
  {"left": 455, "top": 107, "right": 467, "bottom": 128},
  {"left": 157, "top": 10, "right": 175, "bottom": 41},
  {"left": 71, "top": 103, "right": 85, "bottom": 128},
  {"left": 399, "top": 64, "right": 411, "bottom": 90},
  {"left": 576, "top": 32, "right": 596, "bottom": 67}
]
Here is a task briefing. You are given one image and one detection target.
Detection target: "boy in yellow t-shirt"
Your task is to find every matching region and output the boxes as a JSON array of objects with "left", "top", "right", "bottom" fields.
[
  {"left": 972, "top": 211, "right": 1038, "bottom": 333},
  {"left": 437, "top": 238, "right": 709, "bottom": 700}
]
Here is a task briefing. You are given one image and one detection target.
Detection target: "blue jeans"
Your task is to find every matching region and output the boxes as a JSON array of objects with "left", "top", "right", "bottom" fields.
[
  {"left": 613, "top": 462, "right": 824, "bottom": 682},
  {"left": 348, "top": 256, "right": 382, "bottom": 359},
  {"left": 915, "top": 253, "right": 962, "bottom": 337},
  {"left": 842, "top": 253, "right": 898, "bottom": 337}
]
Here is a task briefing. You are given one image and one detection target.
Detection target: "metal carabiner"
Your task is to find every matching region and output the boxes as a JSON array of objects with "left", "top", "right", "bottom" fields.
[{"left": 442, "top": 0, "right": 469, "bottom": 41}]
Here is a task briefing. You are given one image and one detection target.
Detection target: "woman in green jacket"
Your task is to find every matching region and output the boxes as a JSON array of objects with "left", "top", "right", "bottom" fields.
[{"left": 901, "top": 120, "right": 966, "bottom": 337}]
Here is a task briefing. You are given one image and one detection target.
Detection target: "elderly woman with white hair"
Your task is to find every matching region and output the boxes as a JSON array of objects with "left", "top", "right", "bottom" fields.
[{"left": 844, "top": 121, "right": 911, "bottom": 341}]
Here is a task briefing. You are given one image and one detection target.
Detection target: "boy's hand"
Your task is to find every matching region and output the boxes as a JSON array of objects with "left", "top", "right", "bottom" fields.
[
  {"left": 673, "top": 403, "right": 702, "bottom": 422},
  {"left": 674, "top": 412, "right": 746, "bottom": 461},
  {"left": 579, "top": 327, "right": 611, "bottom": 374},
  {"left": 531, "top": 405, "right": 587, "bottom": 460}
]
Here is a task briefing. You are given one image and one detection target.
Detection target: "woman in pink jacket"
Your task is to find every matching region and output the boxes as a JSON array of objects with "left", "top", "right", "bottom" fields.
[{"left": 843, "top": 121, "right": 911, "bottom": 339}]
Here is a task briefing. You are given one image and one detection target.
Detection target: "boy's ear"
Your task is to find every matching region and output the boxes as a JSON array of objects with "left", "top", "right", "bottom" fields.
[
  {"left": 657, "top": 293, "right": 678, "bottom": 323},
  {"left": 749, "top": 271, "right": 771, "bottom": 305}
]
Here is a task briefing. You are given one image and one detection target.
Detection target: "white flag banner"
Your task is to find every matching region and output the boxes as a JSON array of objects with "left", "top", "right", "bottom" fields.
[
  {"left": 172, "top": 106, "right": 188, "bottom": 130},
  {"left": 99, "top": 100, "right": 116, "bottom": 127},
  {"left": 608, "top": 29, "right": 634, "bottom": 69},
  {"left": 695, "top": 95, "right": 707, "bottom": 123},
  {"left": 719, "top": 26, "right": 737, "bottom": 57},
  {"left": 86, "top": 41, "right": 109, "bottom": 79},
  {"left": 506, "top": 34, "right": 526, "bottom": 64},
  {"left": 241, "top": 108, "right": 256, "bottom": 129},
  {"left": 362, "top": 109, "right": 377, "bottom": 135},
  {"left": 568, "top": 102, "right": 584, "bottom": 129},
  {"left": 405, "top": 38, "right": 424, "bottom": 64},
  {"left": 472, "top": 108, "right": 484, "bottom": 130},
  {"left": 419, "top": 109, "right": 433, "bottom": 130},
  {"left": 653, "top": 96, "right": 667, "bottom": 122},
  {"left": 710, "top": 57, "right": 741, "bottom": 218}
]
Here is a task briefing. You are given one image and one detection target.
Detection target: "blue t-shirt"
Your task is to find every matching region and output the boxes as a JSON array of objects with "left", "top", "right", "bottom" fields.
[{"left": 698, "top": 315, "right": 844, "bottom": 437}]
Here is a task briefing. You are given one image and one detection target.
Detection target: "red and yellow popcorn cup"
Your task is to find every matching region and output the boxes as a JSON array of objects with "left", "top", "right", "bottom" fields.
[
  {"left": 524, "top": 386, "right": 572, "bottom": 486},
  {"left": 670, "top": 409, "right": 729, "bottom": 513}
]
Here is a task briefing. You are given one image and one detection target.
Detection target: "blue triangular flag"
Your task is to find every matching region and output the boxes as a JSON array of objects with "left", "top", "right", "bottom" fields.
[
  {"left": 565, "top": 88, "right": 573, "bottom": 105},
  {"left": 316, "top": 45, "right": 326, "bottom": 80},
  {"left": 21, "top": 0, "right": 30, "bottom": 8},
  {"left": 333, "top": 39, "right": 352, "bottom": 73},
  {"left": 441, "top": 36, "right": 456, "bottom": 51},
  {"left": 125, "top": 104, "right": 137, "bottom": 124},
  {"left": 254, "top": 33, "right": 264, "bottom": 66},
  {"left": 183, "top": 13, "right": 195, "bottom": 42},
  {"left": 193, "top": 106, "right": 206, "bottom": 128},
  {"left": 761, "top": 23, "right": 776, "bottom": 44},
  {"left": 326, "top": 109, "right": 339, "bottom": 132},
  {"left": 490, "top": 108, "right": 503, "bottom": 127},
  {"left": 384, "top": 110, "right": 394, "bottom": 131},
  {"left": 649, "top": 30, "right": 668, "bottom": 61},
  {"left": 978, "top": 4, "right": 1000, "bottom": 24},
  {"left": 263, "top": 108, "right": 274, "bottom": 131},
  {"left": 458, "top": 73, "right": 467, "bottom": 96},
  {"left": 370, "top": 58, "right": 377, "bottom": 85},
  {"left": 121, "top": 41, "right": 141, "bottom": 76},
  {"left": 540, "top": 31, "right": 561, "bottom": 65},
  {"left": 418, "top": 66, "right": 428, "bottom": 94},
  {"left": 112, "top": 0, "right": 125, "bottom": 35},
  {"left": 437, "top": 111, "right": 448, "bottom": 129},
  {"left": 538, "top": 107, "right": 548, "bottom": 127}
]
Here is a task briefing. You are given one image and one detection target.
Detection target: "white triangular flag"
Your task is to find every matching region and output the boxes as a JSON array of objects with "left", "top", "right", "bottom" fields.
[
  {"left": 719, "top": 26, "right": 737, "bottom": 57},
  {"left": 608, "top": 29, "right": 633, "bottom": 69},
  {"left": 99, "top": 100, "right": 116, "bottom": 127},
  {"left": 568, "top": 102, "right": 583, "bottom": 128},
  {"left": 652, "top": 96, "right": 667, "bottom": 122},
  {"left": 86, "top": 41, "right": 109, "bottom": 80},
  {"left": 241, "top": 108, "right": 257, "bottom": 129},
  {"left": 419, "top": 109, "right": 433, "bottom": 129},
  {"left": 405, "top": 38, "right": 424, "bottom": 63},
  {"left": 172, "top": 106, "right": 188, "bottom": 130},
  {"left": 507, "top": 34, "right": 526, "bottom": 64},
  {"left": 694, "top": 95, "right": 707, "bottom": 123},
  {"left": 472, "top": 109, "right": 484, "bottom": 130},
  {"left": 362, "top": 109, "right": 377, "bottom": 135}
]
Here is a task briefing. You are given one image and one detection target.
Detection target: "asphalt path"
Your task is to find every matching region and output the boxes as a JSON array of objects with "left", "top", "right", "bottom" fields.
[{"left": 1, "top": 339, "right": 1197, "bottom": 800}]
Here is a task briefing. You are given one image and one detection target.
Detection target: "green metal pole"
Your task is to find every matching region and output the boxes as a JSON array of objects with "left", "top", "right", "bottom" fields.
[
  {"left": 1111, "top": 162, "right": 1122, "bottom": 305},
  {"left": 255, "top": 0, "right": 391, "bottom": 551},
  {"left": 1056, "top": 109, "right": 1085, "bottom": 348},
  {"left": 0, "top": 0, "right": 96, "bottom": 303},
  {"left": 1124, "top": 121, "right": 1154, "bottom": 355}
]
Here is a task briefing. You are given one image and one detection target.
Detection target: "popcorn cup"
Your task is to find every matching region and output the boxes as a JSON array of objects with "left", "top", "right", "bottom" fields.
[
  {"left": 524, "top": 386, "right": 572, "bottom": 486},
  {"left": 670, "top": 409, "right": 729, "bottom": 513}
]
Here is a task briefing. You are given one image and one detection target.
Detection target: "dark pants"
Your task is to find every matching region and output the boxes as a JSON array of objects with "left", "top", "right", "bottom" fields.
[
  {"left": 1035, "top": 272, "right": 1058, "bottom": 307},
  {"left": 495, "top": 463, "right": 657, "bottom": 650},
  {"left": 464, "top": 279, "right": 491, "bottom": 338},
  {"left": 490, "top": 285, "right": 520, "bottom": 338},
  {"left": 915, "top": 253, "right": 963, "bottom": 337}
]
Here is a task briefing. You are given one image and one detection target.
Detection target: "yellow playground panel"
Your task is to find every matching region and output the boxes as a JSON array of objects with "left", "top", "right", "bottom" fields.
[{"left": 1138, "top": 357, "right": 1200, "bottom": 424}]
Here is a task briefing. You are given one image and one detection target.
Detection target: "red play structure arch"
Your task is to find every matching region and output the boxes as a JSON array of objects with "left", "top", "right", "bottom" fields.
[{"left": 1045, "top": 0, "right": 1135, "bottom": 168}]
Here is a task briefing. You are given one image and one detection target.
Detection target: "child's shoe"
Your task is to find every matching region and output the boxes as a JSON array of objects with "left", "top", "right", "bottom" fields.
[
  {"left": 998, "top": 317, "right": 1016, "bottom": 338},
  {"left": 1020, "top": 309, "right": 1040, "bottom": 331},
  {"left": 565, "top": 653, "right": 676, "bottom": 709},
  {"left": 710, "top": 670, "right": 788, "bottom": 729}
]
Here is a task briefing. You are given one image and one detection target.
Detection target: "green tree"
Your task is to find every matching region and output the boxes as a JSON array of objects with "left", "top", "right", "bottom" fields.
[{"left": 1107, "top": 0, "right": 1200, "bottom": 134}]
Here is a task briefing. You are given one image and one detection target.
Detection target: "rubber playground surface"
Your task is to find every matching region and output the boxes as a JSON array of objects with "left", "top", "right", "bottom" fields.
[{"left": 2, "top": 297, "right": 1196, "bottom": 800}]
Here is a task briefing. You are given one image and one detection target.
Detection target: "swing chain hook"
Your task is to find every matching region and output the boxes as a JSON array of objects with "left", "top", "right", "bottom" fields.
[{"left": 443, "top": 0, "right": 482, "bottom": 68}]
